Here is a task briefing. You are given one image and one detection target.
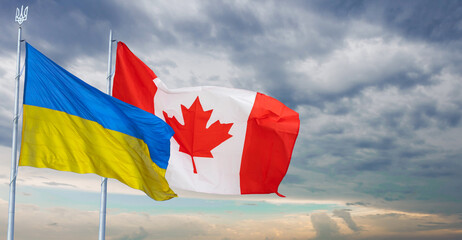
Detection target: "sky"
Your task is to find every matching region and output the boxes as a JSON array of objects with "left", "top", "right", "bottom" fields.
[{"left": 1, "top": 0, "right": 462, "bottom": 239}]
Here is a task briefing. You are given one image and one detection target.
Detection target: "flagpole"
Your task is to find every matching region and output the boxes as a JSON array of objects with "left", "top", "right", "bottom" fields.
[
  {"left": 99, "top": 29, "right": 115, "bottom": 240},
  {"left": 7, "top": 5, "right": 28, "bottom": 240}
]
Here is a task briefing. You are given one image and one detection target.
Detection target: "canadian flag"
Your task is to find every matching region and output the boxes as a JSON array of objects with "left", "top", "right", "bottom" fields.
[{"left": 113, "top": 42, "right": 300, "bottom": 196}]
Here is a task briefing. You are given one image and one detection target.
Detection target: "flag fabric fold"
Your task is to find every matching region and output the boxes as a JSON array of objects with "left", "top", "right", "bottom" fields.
[
  {"left": 19, "top": 43, "right": 177, "bottom": 201},
  {"left": 113, "top": 42, "right": 300, "bottom": 196}
]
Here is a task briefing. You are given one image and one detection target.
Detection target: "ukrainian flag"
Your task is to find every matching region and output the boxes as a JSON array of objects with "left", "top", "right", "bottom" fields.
[{"left": 19, "top": 43, "right": 177, "bottom": 201}]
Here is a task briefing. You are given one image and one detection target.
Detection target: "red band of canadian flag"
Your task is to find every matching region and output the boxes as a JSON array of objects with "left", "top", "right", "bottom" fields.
[{"left": 240, "top": 92, "right": 300, "bottom": 195}]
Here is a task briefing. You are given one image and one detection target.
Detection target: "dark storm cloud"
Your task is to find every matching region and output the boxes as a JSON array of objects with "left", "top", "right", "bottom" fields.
[
  {"left": 6, "top": 0, "right": 447, "bottom": 110},
  {"left": 354, "top": 157, "right": 392, "bottom": 172},
  {"left": 309, "top": 0, "right": 462, "bottom": 43},
  {"left": 3, "top": 0, "right": 460, "bottom": 107},
  {"left": 317, "top": 123, "right": 345, "bottom": 135},
  {"left": 412, "top": 154, "right": 462, "bottom": 178},
  {"left": 202, "top": 1, "right": 265, "bottom": 50},
  {"left": 2, "top": 1, "right": 106, "bottom": 63},
  {"left": 295, "top": 133, "right": 399, "bottom": 173},
  {"left": 408, "top": 100, "right": 462, "bottom": 130},
  {"left": 362, "top": 96, "right": 462, "bottom": 144},
  {"left": 293, "top": 99, "right": 462, "bottom": 208},
  {"left": 1, "top": 0, "right": 179, "bottom": 66},
  {"left": 308, "top": 0, "right": 368, "bottom": 18},
  {"left": 300, "top": 128, "right": 462, "bottom": 179},
  {"left": 295, "top": 55, "right": 445, "bottom": 109},
  {"left": 276, "top": 1, "right": 462, "bottom": 108},
  {"left": 376, "top": 0, "right": 462, "bottom": 43},
  {"left": 355, "top": 136, "right": 395, "bottom": 150},
  {"left": 162, "top": 1, "right": 349, "bottom": 107},
  {"left": 199, "top": 2, "right": 296, "bottom": 102}
]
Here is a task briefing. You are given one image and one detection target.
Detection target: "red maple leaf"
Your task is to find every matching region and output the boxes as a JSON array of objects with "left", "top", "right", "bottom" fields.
[{"left": 163, "top": 97, "right": 233, "bottom": 174}]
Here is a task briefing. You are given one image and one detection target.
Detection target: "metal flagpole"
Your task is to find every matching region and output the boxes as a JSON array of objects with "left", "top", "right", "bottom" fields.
[
  {"left": 99, "top": 29, "right": 115, "bottom": 240},
  {"left": 7, "top": 6, "right": 28, "bottom": 240}
]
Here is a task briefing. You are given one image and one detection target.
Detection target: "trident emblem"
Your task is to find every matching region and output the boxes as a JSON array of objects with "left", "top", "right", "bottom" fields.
[{"left": 15, "top": 5, "right": 28, "bottom": 25}]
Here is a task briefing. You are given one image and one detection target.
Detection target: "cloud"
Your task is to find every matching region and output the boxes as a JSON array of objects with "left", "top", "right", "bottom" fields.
[
  {"left": 308, "top": 0, "right": 462, "bottom": 44},
  {"left": 0, "top": 197, "right": 318, "bottom": 240},
  {"left": 42, "top": 181, "right": 77, "bottom": 188},
  {"left": 354, "top": 211, "right": 462, "bottom": 240},
  {"left": 0, "top": 203, "right": 100, "bottom": 240},
  {"left": 114, "top": 227, "right": 148, "bottom": 240},
  {"left": 370, "top": 0, "right": 462, "bottom": 43},
  {"left": 310, "top": 212, "right": 342, "bottom": 240},
  {"left": 0, "top": 52, "right": 18, "bottom": 147},
  {"left": 287, "top": 57, "right": 462, "bottom": 211},
  {"left": 346, "top": 202, "right": 370, "bottom": 207},
  {"left": 333, "top": 209, "right": 361, "bottom": 232},
  {"left": 289, "top": 36, "right": 445, "bottom": 106},
  {"left": 2, "top": 191, "right": 462, "bottom": 240}
]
